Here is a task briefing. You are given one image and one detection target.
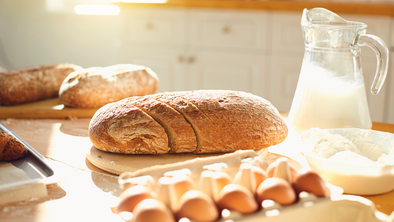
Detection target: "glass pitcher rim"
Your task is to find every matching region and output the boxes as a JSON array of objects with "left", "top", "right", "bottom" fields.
[
  {"left": 302, "top": 8, "right": 367, "bottom": 29},
  {"left": 303, "top": 22, "right": 367, "bottom": 29}
]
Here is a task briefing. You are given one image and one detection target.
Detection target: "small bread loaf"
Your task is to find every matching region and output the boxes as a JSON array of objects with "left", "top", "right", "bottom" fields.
[
  {"left": 0, "top": 64, "right": 82, "bottom": 105},
  {"left": 59, "top": 64, "right": 159, "bottom": 108},
  {"left": 0, "top": 132, "right": 26, "bottom": 161},
  {"left": 89, "top": 90, "right": 288, "bottom": 154}
]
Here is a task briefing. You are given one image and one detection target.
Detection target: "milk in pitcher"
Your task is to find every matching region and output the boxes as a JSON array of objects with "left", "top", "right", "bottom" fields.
[
  {"left": 288, "top": 8, "right": 389, "bottom": 134},
  {"left": 288, "top": 65, "right": 372, "bottom": 133}
]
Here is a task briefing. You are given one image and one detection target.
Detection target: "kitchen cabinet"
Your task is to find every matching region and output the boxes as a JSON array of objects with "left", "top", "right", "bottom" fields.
[
  {"left": 186, "top": 51, "right": 266, "bottom": 97},
  {"left": 119, "top": 7, "right": 187, "bottom": 48},
  {"left": 118, "top": 7, "right": 268, "bottom": 97},
  {"left": 189, "top": 9, "right": 267, "bottom": 52},
  {"left": 268, "top": 54, "right": 302, "bottom": 112},
  {"left": 388, "top": 57, "right": 394, "bottom": 124},
  {"left": 386, "top": 18, "right": 394, "bottom": 124},
  {"left": 268, "top": 12, "right": 304, "bottom": 112},
  {"left": 118, "top": 47, "right": 187, "bottom": 92},
  {"left": 117, "top": 7, "right": 393, "bottom": 123},
  {"left": 187, "top": 9, "right": 267, "bottom": 96},
  {"left": 345, "top": 14, "right": 391, "bottom": 123},
  {"left": 117, "top": 7, "right": 187, "bottom": 92}
]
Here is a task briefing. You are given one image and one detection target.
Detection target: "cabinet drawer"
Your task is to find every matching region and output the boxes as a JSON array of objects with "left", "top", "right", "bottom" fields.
[
  {"left": 118, "top": 47, "right": 186, "bottom": 92},
  {"left": 120, "top": 8, "right": 186, "bottom": 46},
  {"left": 268, "top": 55, "right": 303, "bottom": 112},
  {"left": 342, "top": 14, "right": 391, "bottom": 58},
  {"left": 187, "top": 51, "right": 267, "bottom": 98},
  {"left": 387, "top": 50, "right": 394, "bottom": 124},
  {"left": 271, "top": 12, "right": 304, "bottom": 55},
  {"left": 190, "top": 9, "right": 267, "bottom": 51},
  {"left": 362, "top": 58, "right": 387, "bottom": 123}
]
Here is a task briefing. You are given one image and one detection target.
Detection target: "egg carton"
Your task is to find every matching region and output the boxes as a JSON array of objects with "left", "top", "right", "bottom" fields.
[
  {"left": 115, "top": 150, "right": 394, "bottom": 222},
  {"left": 215, "top": 193, "right": 392, "bottom": 222}
]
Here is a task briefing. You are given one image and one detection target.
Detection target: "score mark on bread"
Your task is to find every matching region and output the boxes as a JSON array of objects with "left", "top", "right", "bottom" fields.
[{"left": 88, "top": 90, "right": 288, "bottom": 154}]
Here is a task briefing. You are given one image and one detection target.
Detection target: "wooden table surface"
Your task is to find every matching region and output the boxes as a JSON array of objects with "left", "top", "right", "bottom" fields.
[{"left": 0, "top": 117, "right": 393, "bottom": 222}]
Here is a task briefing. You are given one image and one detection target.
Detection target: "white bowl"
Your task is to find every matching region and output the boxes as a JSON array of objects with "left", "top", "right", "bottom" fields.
[{"left": 299, "top": 128, "right": 394, "bottom": 195}]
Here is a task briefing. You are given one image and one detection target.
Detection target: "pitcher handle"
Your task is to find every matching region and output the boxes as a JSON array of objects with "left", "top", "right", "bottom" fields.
[{"left": 356, "top": 34, "right": 389, "bottom": 95}]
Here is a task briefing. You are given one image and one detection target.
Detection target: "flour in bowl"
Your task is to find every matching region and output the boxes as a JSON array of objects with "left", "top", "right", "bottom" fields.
[
  {"left": 377, "top": 147, "right": 394, "bottom": 165},
  {"left": 300, "top": 128, "right": 360, "bottom": 159},
  {"left": 328, "top": 150, "right": 377, "bottom": 165},
  {"left": 300, "top": 128, "right": 393, "bottom": 166}
]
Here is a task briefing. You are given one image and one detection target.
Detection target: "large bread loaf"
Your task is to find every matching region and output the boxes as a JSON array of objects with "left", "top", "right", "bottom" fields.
[
  {"left": 88, "top": 90, "right": 288, "bottom": 154},
  {"left": 0, "top": 64, "right": 82, "bottom": 105},
  {"left": 59, "top": 64, "right": 159, "bottom": 108}
]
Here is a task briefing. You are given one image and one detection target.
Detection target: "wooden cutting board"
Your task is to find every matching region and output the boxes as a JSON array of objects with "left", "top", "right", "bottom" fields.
[
  {"left": 0, "top": 118, "right": 306, "bottom": 176},
  {"left": 0, "top": 98, "right": 99, "bottom": 119},
  {"left": 84, "top": 122, "right": 309, "bottom": 175}
]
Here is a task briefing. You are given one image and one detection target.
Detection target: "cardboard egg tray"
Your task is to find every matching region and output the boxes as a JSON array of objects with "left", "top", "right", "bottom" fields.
[{"left": 116, "top": 150, "right": 394, "bottom": 222}]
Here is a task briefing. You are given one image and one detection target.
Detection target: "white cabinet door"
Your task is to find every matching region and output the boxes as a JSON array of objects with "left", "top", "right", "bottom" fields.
[
  {"left": 268, "top": 55, "right": 303, "bottom": 112},
  {"left": 269, "top": 11, "right": 304, "bottom": 111},
  {"left": 270, "top": 11, "right": 304, "bottom": 56},
  {"left": 118, "top": 47, "right": 186, "bottom": 93},
  {"left": 342, "top": 14, "right": 391, "bottom": 48},
  {"left": 387, "top": 19, "right": 394, "bottom": 124},
  {"left": 362, "top": 59, "right": 388, "bottom": 123},
  {"left": 387, "top": 58, "right": 394, "bottom": 124},
  {"left": 120, "top": 7, "right": 187, "bottom": 48},
  {"left": 187, "top": 51, "right": 267, "bottom": 98},
  {"left": 190, "top": 9, "right": 267, "bottom": 52},
  {"left": 345, "top": 14, "right": 391, "bottom": 122}
]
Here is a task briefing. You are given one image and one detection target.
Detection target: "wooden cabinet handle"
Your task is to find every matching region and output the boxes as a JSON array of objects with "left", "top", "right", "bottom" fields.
[
  {"left": 188, "top": 56, "right": 195, "bottom": 63},
  {"left": 222, "top": 26, "right": 230, "bottom": 34},
  {"left": 146, "top": 22, "right": 154, "bottom": 30}
]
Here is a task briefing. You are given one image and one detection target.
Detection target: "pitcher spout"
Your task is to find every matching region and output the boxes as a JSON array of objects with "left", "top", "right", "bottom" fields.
[{"left": 301, "top": 8, "right": 367, "bottom": 49}]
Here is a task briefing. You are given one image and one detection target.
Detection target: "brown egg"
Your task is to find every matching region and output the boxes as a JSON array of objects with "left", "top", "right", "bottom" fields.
[
  {"left": 133, "top": 199, "right": 175, "bottom": 222},
  {"left": 233, "top": 163, "right": 268, "bottom": 193},
  {"left": 217, "top": 184, "right": 259, "bottom": 214},
  {"left": 172, "top": 175, "right": 195, "bottom": 201},
  {"left": 198, "top": 170, "right": 214, "bottom": 198},
  {"left": 119, "top": 175, "right": 155, "bottom": 191},
  {"left": 233, "top": 163, "right": 256, "bottom": 193},
  {"left": 211, "top": 171, "right": 232, "bottom": 201},
  {"left": 293, "top": 169, "right": 330, "bottom": 198},
  {"left": 252, "top": 166, "right": 268, "bottom": 190},
  {"left": 156, "top": 177, "right": 173, "bottom": 209},
  {"left": 175, "top": 190, "right": 219, "bottom": 222},
  {"left": 256, "top": 177, "right": 296, "bottom": 206},
  {"left": 212, "top": 171, "right": 232, "bottom": 190},
  {"left": 116, "top": 185, "right": 154, "bottom": 213},
  {"left": 266, "top": 158, "right": 298, "bottom": 183}
]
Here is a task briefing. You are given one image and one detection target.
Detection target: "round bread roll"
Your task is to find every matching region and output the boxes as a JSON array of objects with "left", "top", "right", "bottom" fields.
[{"left": 59, "top": 64, "right": 159, "bottom": 108}]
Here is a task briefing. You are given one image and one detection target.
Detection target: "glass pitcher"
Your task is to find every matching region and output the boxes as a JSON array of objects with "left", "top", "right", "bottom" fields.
[{"left": 287, "top": 8, "right": 389, "bottom": 133}]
